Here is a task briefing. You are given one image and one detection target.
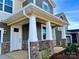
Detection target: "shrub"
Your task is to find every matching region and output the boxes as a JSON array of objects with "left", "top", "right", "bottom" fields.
[
  {"left": 42, "top": 49, "right": 50, "bottom": 59},
  {"left": 65, "top": 44, "right": 78, "bottom": 55}
]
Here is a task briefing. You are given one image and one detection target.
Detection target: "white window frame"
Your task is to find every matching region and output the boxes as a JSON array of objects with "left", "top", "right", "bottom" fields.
[
  {"left": 41, "top": 24, "right": 46, "bottom": 40},
  {"left": 0, "top": 0, "right": 13, "bottom": 13},
  {"left": 42, "top": 1, "right": 49, "bottom": 12},
  {"left": 0, "top": 28, "right": 4, "bottom": 43}
]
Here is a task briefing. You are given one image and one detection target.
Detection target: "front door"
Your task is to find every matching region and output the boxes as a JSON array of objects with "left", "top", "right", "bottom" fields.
[{"left": 10, "top": 25, "right": 22, "bottom": 51}]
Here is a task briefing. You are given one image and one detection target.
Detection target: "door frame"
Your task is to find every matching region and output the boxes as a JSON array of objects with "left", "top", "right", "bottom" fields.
[{"left": 0, "top": 28, "right": 4, "bottom": 54}]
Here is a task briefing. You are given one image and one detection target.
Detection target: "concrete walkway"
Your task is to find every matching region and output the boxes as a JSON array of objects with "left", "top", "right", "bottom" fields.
[{"left": 0, "top": 51, "right": 28, "bottom": 59}]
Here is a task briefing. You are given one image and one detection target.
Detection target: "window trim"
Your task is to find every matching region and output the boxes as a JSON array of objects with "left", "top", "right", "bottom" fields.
[
  {"left": 42, "top": 1, "right": 49, "bottom": 12},
  {"left": 41, "top": 24, "right": 46, "bottom": 40},
  {"left": 0, "top": 28, "right": 4, "bottom": 43},
  {"left": 0, "top": 0, "right": 13, "bottom": 13}
]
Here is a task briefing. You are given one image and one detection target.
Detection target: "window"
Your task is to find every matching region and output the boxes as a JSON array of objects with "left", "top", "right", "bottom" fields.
[
  {"left": 0, "top": 4, "right": 3, "bottom": 10},
  {"left": 60, "top": 16, "right": 64, "bottom": 20},
  {"left": 0, "top": 0, "right": 13, "bottom": 13},
  {"left": 42, "top": 1, "right": 49, "bottom": 12},
  {"left": 41, "top": 24, "right": 46, "bottom": 40},
  {"left": 0, "top": 0, "right": 3, "bottom": 10},
  {"left": 0, "top": 28, "right": 4, "bottom": 43},
  {"left": 4, "top": 0, "right": 13, "bottom": 13},
  {"left": 14, "top": 28, "right": 19, "bottom": 32}
]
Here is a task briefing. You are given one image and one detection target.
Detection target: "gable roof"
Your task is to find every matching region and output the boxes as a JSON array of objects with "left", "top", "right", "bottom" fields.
[
  {"left": 48, "top": 0, "right": 56, "bottom": 8},
  {"left": 55, "top": 13, "right": 69, "bottom": 25}
]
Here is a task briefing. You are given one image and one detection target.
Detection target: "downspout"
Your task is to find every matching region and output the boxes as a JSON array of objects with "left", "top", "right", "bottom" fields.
[{"left": 23, "top": 10, "right": 30, "bottom": 59}]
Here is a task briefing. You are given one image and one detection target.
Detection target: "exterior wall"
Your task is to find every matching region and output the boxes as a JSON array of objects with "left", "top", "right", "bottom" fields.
[
  {"left": 22, "top": 24, "right": 29, "bottom": 50},
  {"left": 37, "top": 22, "right": 41, "bottom": 41},
  {"left": 0, "top": 22, "right": 10, "bottom": 42},
  {"left": 13, "top": 0, "right": 23, "bottom": 13},
  {"left": 22, "top": 22, "right": 42, "bottom": 41},
  {"left": 22, "top": 24, "right": 29, "bottom": 41},
  {"left": 0, "top": 22, "right": 10, "bottom": 54},
  {"left": 55, "top": 28, "right": 62, "bottom": 46},
  {"left": 22, "top": 0, "right": 33, "bottom": 7},
  {"left": 77, "top": 33, "right": 79, "bottom": 44},
  {"left": 36, "top": 0, "right": 53, "bottom": 14},
  {"left": 23, "top": 0, "right": 53, "bottom": 14}
]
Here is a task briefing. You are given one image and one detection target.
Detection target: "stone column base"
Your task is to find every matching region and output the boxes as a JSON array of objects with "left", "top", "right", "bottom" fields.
[
  {"left": 49, "top": 40, "right": 54, "bottom": 55},
  {"left": 30, "top": 42, "right": 40, "bottom": 59},
  {"left": 61, "top": 39, "right": 67, "bottom": 47}
]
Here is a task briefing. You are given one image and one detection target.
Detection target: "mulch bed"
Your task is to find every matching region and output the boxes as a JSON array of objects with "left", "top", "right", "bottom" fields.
[{"left": 49, "top": 50, "right": 79, "bottom": 59}]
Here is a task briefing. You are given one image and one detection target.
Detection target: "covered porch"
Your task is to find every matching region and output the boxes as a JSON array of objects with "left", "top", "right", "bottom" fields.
[{"left": 1, "top": 3, "right": 67, "bottom": 59}]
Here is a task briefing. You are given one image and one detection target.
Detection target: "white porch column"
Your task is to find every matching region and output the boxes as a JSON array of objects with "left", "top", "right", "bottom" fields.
[
  {"left": 62, "top": 26, "right": 66, "bottom": 39},
  {"left": 61, "top": 26, "right": 67, "bottom": 47},
  {"left": 52, "top": 28, "right": 56, "bottom": 46},
  {"left": 28, "top": 16, "right": 39, "bottom": 59},
  {"left": 29, "top": 16, "right": 38, "bottom": 42},
  {"left": 46, "top": 22, "right": 53, "bottom": 40},
  {"left": 46, "top": 22, "right": 54, "bottom": 55}
]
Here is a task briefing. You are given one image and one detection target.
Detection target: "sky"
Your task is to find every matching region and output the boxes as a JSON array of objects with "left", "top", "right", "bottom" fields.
[{"left": 54, "top": 0, "right": 79, "bottom": 29}]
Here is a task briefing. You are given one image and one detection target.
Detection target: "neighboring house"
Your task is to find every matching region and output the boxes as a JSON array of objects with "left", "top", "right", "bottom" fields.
[
  {"left": 55, "top": 13, "right": 69, "bottom": 46},
  {"left": 66, "top": 29, "right": 79, "bottom": 45},
  {"left": 0, "top": 0, "right": 68, "bottom": 59}
]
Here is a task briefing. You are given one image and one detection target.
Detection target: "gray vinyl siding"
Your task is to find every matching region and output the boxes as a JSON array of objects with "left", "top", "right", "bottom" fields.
[
  {"left": 36, "top": 0, "right": 53, "bottom": 14},
  {"left": 0, "top": 22, "right": 10, "bottom": 42},
  {"left": 22, "top": 24, "right": 29, "bottom": 41},
  {"left": 22, "top": 0, "right": 33, "bottom": 7},
  {"left": 22, "top": 22, "right": 42, "bottom": 41},
  {"left": 37, "top": 22, "right": 41, "bottom": 40},
  {"left": 55, "top": 28, "right": 62, "bottom": 46},
  {"left": 22, "top": 0, "right": 53, "bottom": 14}
]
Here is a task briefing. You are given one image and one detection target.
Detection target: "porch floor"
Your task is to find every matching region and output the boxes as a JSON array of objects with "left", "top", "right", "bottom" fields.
[{"left": 0, "top": 51, "right": 28, "bottom": 59}]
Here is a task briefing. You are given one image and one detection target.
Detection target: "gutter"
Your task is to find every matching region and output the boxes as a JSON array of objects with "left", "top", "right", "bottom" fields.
[{"left": 23, "top": 10, "right": 30, "bottom": 59}]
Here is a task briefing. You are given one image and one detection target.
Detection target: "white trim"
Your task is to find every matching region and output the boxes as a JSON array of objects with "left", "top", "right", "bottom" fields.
[
  {"left": 0, "top": 28, "right": 4, "bottom": 43},
  {"left": 29, "top": 16, "right": 38, "bottom": 42},
  {"left": 41, "top": 24, "right": 46, "bottom": 40},
  {"left": 0, "top": 28, "right": 4, "bottom": 55},
  {"left": 42, "top": 1, "right": 49, "bottom": 12},
  {"left": 46, "top": 22, "right": 53, "bottom": 40}
]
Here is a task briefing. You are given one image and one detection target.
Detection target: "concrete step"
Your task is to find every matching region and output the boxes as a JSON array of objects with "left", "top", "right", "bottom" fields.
[{"left": 5, "top": 50, "right": 28, "bottom": 59}]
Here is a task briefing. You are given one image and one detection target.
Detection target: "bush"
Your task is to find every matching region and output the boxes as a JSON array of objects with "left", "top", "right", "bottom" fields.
[
  {"left": 42, "top": 50, "right": 50, "bottom": 59},
  {"left": 65, "top": 44, "right": 78, "bottom": 55}
]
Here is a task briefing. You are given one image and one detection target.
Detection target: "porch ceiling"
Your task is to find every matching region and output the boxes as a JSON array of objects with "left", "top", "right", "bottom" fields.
[{"left": 2, "top": 3, "right": 67, "bottom": 26}]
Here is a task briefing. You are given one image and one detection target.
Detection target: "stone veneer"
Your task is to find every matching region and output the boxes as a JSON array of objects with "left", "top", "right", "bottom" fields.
[
  {"left": 30, "top": 42, "right": 40, "bottom": 59},
  {"left": 1, "top": 42, "right": 10, "bottom": 54},
  {"left": 39, "top": 40, "right": 54, "bottom": 55},
  {"left": 22, "top": 41, "right": 28, "bottom": 50},
  {"left": 61, "top": 39, "right": 67, "bottom": 47},
  {"left": 28, "top": 40, "right": 54, "bottom": 59}
]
